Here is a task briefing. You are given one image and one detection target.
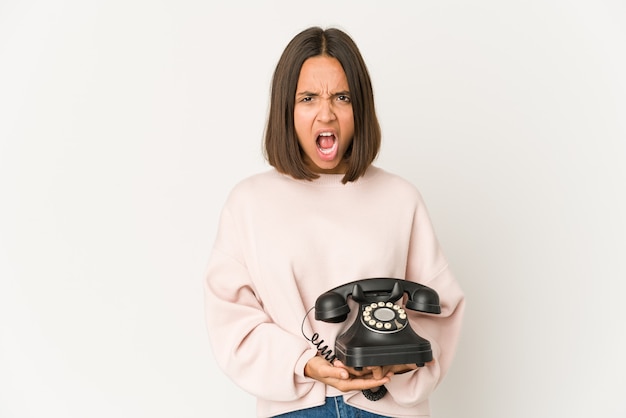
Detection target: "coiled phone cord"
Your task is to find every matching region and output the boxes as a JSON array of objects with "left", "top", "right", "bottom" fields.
[
  {"left": 300, "top": 307, "right": 387, "bottom": 401},
  {"left": 301, "top": 307, "right": 337, "bottom": 363}
]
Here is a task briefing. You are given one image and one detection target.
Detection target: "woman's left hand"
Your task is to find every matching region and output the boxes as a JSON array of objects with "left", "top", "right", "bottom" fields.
[{"left": 333, "top": 360, "right": 420, "bottom": 380}]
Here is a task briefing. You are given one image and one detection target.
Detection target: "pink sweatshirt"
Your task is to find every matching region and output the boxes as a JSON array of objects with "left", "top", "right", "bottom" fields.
[{"left": 204, "top": 166, "right": 465, "bottom": 417}]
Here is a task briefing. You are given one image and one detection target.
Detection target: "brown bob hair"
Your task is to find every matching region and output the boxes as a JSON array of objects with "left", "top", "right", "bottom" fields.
[{"left": 263, "top": 27, "right": 381, "bottom": 184}]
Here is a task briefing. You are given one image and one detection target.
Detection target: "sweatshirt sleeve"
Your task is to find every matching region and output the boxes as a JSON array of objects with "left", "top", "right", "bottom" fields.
[
  {"left": 384, "top": 194, "right": 466, "bottom": 407},
  {"left": 203, "top": 206, "right": 318, "bottom": 402}
]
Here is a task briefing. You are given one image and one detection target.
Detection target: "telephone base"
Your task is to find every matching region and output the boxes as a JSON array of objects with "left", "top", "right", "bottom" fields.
[{"left": 335, "top": 339, "right": 433, "bottom": 369}]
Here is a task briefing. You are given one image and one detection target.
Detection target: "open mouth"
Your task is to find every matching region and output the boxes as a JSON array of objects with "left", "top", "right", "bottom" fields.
[{"left": 316, "top": 132, "right": 338, "bottom": 156}]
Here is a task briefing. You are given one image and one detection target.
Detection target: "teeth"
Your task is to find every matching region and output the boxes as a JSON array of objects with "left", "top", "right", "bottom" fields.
[{"left": 318, "top": 132, "right": 333, "bottom": 137}]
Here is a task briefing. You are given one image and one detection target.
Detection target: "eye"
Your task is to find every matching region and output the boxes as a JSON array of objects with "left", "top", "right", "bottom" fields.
[{"left": 337, "top": 95, "right": 351, "bottom": 103}]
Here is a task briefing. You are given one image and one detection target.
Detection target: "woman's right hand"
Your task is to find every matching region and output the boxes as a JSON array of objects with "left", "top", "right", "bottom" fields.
[{"left": 304, "top": 356, "right": 391, "bottom": 393}]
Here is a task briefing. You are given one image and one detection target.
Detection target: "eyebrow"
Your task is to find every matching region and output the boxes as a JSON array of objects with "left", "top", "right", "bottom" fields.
[{"left": 296, "top": 90, "right": 351, "bottom": 97}]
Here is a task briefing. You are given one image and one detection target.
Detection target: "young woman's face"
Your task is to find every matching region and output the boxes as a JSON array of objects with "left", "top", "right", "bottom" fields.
[{"left": 294, "top": 56, "right": 355, "bottom": 174}]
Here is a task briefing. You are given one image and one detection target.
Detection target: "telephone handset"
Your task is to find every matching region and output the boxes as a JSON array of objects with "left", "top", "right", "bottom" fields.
[{"left": 314, "top": 278, "right": 441, "bottom": 369}]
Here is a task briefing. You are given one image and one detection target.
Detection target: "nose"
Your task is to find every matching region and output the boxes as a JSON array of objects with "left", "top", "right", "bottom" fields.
[{"left": 317, "top": 98, "right": 336, "bottom": 122}]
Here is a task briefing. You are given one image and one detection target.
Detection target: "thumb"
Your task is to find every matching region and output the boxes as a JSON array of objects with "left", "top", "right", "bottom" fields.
[
  {"left": 326, "top": 361, "right": 349, "bottom": 380},
  {"left": 307, "top": 356, "right": 349, "bottom": 380}
]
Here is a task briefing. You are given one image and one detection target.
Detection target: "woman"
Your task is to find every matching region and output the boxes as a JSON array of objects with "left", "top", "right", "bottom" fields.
[{"left": 204, "top": 26, "right": 465, "bottom": 417}]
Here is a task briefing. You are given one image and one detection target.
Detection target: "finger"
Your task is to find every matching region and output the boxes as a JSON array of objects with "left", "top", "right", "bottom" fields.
[
  {"left": 325, "top": 363, "right": 349, "bottom": 380},
  {"left": 334, "top": 375, "right": 391, "bottom": 392},
  {"left": 332, "top": 360, "right": 349, "bottom": 370},
  {"left": 332, "top": 360, "right": 370, "bottom": 378},
  {"left": 369, "top": 367, "right": 385, "bottom": 380},
  {"left": 308, "top": 356, "right": 349, "bottom": 380}
]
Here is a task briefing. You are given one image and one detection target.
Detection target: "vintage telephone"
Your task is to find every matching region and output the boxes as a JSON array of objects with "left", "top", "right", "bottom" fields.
[{"left": 314, "top": 278, "right": 441, "bottom": 370}]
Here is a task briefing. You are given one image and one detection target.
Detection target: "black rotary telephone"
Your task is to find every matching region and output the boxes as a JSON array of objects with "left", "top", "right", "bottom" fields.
[{"left": 314, "top": 278, "right": 441, "bottom": 370}]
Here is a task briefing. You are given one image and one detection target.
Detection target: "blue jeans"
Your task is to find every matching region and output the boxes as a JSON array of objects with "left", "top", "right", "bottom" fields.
[{"left": 273, "top": 396, "right": 389, "bottom": 417}]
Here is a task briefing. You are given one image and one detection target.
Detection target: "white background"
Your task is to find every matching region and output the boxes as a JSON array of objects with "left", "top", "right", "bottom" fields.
[{"left": 1, "top": 1, "right": 625, "bottom": 417}]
